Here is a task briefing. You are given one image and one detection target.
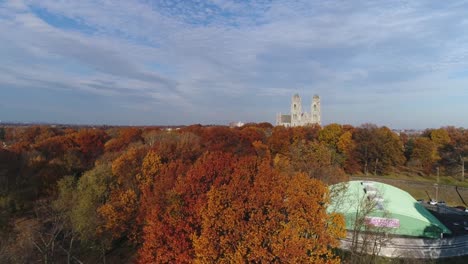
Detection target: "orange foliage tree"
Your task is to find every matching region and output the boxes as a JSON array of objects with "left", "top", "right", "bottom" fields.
[
  {"left": 268, "top": 126, "right": 293, "bottom": 155},
  {"left": 137, "top": 152, "right": 237, "bottom": 263},
  {"left": 193, "top": 157, "right": 345, "bottom": 263},
  {"left": 410, "top": 137, "right": 439, "bottom": 174},
  {"left": 353, "top": 125, "right": 404, "bottom": 175},
  {"left": 104, "top": 127, "right": 142, "bottom": 152},
  {"left": 201, "top": 127, "right": 241, "bottom": 153},
  {"left": 72, "top": 129, "right": 109, "bottom": 166},
  {"left": 136, "top": 159, "right": 189, "bottom": 263},
  {"left": 98, "top": 146, "right": 148, "bottom": 240},
  {"left": 337, "top": 131, "right": 360, "bottom": 174},
  {"left": 150, "top": 132, "right": 202, "bottom": 162}
]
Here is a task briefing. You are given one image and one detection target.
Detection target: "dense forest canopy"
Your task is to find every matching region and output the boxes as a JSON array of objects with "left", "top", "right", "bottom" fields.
[{"left": 0, "top": 123, "right": 467, "bottom": 263}]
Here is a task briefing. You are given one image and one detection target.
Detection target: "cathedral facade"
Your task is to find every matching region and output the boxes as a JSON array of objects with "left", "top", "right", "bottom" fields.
[{"left": 276, "top": 94, "right": 321, "bottom": 127}]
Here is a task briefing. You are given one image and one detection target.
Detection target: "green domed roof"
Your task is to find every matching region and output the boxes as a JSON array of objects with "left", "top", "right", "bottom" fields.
[{"left": 328, "top": 181, "right": 451, "bottom": 238}]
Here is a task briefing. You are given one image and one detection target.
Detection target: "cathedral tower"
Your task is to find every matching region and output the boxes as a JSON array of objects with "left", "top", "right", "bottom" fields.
[
  {"left": 291, "top": 94, "right": 302, "bottom": 126},
  {"left": 311, "top": 95, "right": 321, "bottom": 125},
  {"left": 276, "top": 93, "right": 321, "bottom": 127}
]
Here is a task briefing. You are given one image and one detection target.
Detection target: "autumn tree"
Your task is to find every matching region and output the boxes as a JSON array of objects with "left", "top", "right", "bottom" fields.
[
  {"left": 0, "top": 127, "right": 5, "bottom": 141},
  {"left": 138, "top": 152, "right": 237, "bottom": 263},
  {"left": 439, "top": 127, "right": 468, "bottom": 179},
  {"left": 52, "top": 164, "right": 114, "bottom": 262},
  {"left": 12, "top": 126, "right": 60, "bottom": 146},
  {"left": 180, "top": 124, "right": 204, "bottom": 137},
  {"left": 33, "top": 135, "right": 75, "bottom": 161},
  {"left": 141, "top": 128, "right": 161, "bottom": 147},
  {"left": 249, "top": 122, "right": 274, "bottom": 129},
  {"left": 25, "top": 200, "right": 64, "bottom": 264},
  {"left": 317, "top": 123, "right": 347, "bottom": 168},
  {"left": 98, "top": 146, "right": 148, "bottom": 241},
  {"left": 291, "top": 125, "right": 320, "bottom": 143},
  {"left": 430, "top": 128, "right": 451, "bottom": 148},
  {"left": 29, "top": 134, "right": 85, "bottom": 193},
  {"left": 337, "top": 131, "right": 360, "bottom": 174},
  {"left": 104, "top": 127, "right": 142, "bottom": 152},
  {"left": 268, "top": 126, "right": 293, "bottom": 155},
  {"left": 238, "top": 126, "right": 266, "bottom": 155},
  {"left": 399, "top": 132, "right": 409, "bottom": 147},
  {"left": 70, "top": 164, "right": 113, "bottom": 247},
  {"left": 375, "top": 127, "right": 405, "bottom": 173},
  {"left": 137, "top": 159, "right": 189, "bottom": 263},
  {"left": 194, "top": 157, "right": 345, "bottom": 263},
  {"left": 201, "top": 127, "right": 241, "bottom": 153},
  {"left": 407, "top": 128, "right": 451, "bottom": 175},
  {"left": 239, "top": 126, "right": 265, "bottom": 143},
  {"left": 410, "top": 137, "right": 439, "bottom": 174},
  {"left": 353, "top": 125, "right": 404, "bottom": 175},
  {"left": 404, "top": 138, "right": 414, "bottom": 162},
  {"left": 53, "top": 176, "right": 79, "bottom": 264},
  {"left": 149, "top": 132, "right": 202, "bottom": 162},
  {"left": 72, "top": 129, "right": 109, "bottom": 167},
  {"left": 0, "top": 149, "right": 20, "bottom": 236},
  {"left": 0, "top": 149, "right": 19, "bottom": 195},
  {"left": 319, "top": 123, "right": 343, "bottom": 151},
  {"left": 287, "top": 140, "right": 348, "bottom": 184}
]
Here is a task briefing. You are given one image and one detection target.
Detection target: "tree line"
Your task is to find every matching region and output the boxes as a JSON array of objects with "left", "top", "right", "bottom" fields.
[{"left": 0, "top": 123, "right": 466, "bottom": 263}]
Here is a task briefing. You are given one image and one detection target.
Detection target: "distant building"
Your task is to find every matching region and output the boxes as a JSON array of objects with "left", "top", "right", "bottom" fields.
[
  {"left": 276, "top": 94, "right": 321, "bottom": 127},
  {"left": 229, "top": 121, "right": 244, "bottom": 128}
]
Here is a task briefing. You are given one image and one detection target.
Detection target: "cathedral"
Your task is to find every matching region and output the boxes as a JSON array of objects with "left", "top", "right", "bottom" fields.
[{"left": 276, "top": 94, "right": 321, "bottom": 127}]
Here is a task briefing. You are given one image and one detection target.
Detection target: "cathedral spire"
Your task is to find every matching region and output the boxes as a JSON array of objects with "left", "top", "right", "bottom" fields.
[{"left": 276, "top": 93, "right": 321, "bottom": 127}]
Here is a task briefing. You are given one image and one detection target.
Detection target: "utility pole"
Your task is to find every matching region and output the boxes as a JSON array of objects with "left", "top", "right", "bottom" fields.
[{"left": 436, "top": 167, "right": 439, "bottom": 202}]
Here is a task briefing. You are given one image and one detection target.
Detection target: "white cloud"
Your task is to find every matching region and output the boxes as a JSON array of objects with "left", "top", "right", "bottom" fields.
[{"left": 1, "top": 0, "right": 468, "bottom": 127}]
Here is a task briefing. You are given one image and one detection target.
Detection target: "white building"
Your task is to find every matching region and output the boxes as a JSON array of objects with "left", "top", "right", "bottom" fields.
[
  {"left": 276, "top": 94, "right": 321, "bottom": 127},
  {"left": 229, "top": 121, "right": 244, "bottom": 128}
]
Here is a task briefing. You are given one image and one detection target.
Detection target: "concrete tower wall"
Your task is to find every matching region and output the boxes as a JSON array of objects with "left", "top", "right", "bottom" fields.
[
  {"left": 291, "top": 94, "right": 302, "bottom": 126},
  {"left": 311, "top": 95, "right": 321, "bottom": 126},
  {"left": 276, "top": 93, "right": 321, "bottom": 127}
]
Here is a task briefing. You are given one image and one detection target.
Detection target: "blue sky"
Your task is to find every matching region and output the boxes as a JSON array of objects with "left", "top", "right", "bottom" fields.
[{"left": 1, "top": 0, "right": 468, "bottom": 128}]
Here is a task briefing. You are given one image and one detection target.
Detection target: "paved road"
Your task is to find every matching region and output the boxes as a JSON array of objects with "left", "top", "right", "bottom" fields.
[{"left": 340, "top": 232, "right": 468, "bottom": 259}]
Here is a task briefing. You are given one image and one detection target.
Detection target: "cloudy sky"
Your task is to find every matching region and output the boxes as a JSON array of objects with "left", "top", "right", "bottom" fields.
[{"left": 1, "top": 0, "right": 468, "bottom": 128}]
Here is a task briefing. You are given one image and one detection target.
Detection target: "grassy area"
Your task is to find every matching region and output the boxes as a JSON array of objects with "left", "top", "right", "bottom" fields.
[
  {"left": 401, "top": 186, "right": 465, "bottom": 207},
  {"left": 351, "top": 174, "right": 468, "bottom": 207},
  {"left": 374, "top": 173, "right": 468, "bottom": 188}
]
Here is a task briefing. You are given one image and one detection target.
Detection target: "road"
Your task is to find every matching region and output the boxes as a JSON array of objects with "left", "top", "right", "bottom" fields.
[{"left": 340, "top": 231, "right": 468, "bottom": 259}]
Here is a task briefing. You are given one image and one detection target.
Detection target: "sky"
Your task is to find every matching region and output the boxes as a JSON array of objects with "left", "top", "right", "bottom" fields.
[{"left": 1, "top": 0, "right": 468, "bottom": 128}]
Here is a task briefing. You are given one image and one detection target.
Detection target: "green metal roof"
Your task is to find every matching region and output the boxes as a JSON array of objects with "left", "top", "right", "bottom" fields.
[{"left": 328, "top": 181, "right": 451, "bottom": 239}]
